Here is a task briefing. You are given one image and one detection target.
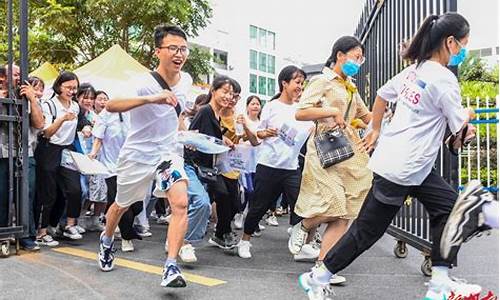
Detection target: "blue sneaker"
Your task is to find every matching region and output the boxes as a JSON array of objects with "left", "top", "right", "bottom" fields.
[
  {"left": 161, "top": 264, "right": 187, "bottom": 288},
  {"left": 20, "top": 238, "right": 40, "bottom": 252},
  {"left": 98, "top": 232, "right": 115, "bottom": 272},
  {"left": 298, "top": 271, "right": 335, "bottom": 300}
]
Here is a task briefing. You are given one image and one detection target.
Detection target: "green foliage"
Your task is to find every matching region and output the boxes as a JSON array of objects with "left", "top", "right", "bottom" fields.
[
  {"left": 460, "top": 81, "right": 499, "bottom": 101},
  {"left": 461, "top": 166, "right": 498, "bottom": 189},
  {"left": 0, "top": 0, "right": 214, "bottom": 80},
  {"left": 182, "top": 47, "right": 213, "bottom": 84},
  {"left": 459, "top": 55, "right": 497, "bottom": 82}
]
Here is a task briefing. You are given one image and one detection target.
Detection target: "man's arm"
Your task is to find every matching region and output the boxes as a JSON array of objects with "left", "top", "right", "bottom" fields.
[{"left": 106, "top": 89, "right": 178, "bottom": 113}]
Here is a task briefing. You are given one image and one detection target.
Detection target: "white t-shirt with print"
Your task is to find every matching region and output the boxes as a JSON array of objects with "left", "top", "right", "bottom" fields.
[
  {"left": 257, "top": 100, "right": 313, "bottom": 170},
  {"left": 42, "top": 97, "right": 80, "bottom": 146},
  {"left": 92, "top": 109, "right": 130, "bottom": 177},
  {"left": 118, "top": 71, "right": 193, "bottom": 165},
  {"left": 368, "top": 60, "right": 468, "bottom": 186}
]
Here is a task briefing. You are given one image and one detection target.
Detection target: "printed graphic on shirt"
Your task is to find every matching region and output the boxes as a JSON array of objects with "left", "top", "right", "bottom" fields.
[
  {"left": 155, "top": 160, "right": 183, "bottom": 191},
  {"left": 398, "top": 71, "right": 427, "bottom": 114},
  {"left": 278, "top": 123, "right": 298, "bottom": 147}
]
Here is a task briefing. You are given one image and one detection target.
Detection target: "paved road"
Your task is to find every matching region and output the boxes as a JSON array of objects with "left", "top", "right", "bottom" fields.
[{"left": 0, "top": 215, "right": 498, "bottom": 300}]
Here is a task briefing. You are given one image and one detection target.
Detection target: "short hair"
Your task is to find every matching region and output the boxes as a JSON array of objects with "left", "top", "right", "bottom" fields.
[
  {"left": 154, "top": 25, "right": 188, "bottom": 48},
  {"left": 231, "top": 79, "right": 241, "bottom": 94},
  {"left": 52, "top": 71, "right": 79, "bottom": 95},
  {"left": 0, "top": 66, "right": 6, "bottom": 77},
  {"left": 95, "top": 90, "right": 109, "bottom": 99},
  {"left": 76, "top": 82, "right": 96, "bottom": 99}
]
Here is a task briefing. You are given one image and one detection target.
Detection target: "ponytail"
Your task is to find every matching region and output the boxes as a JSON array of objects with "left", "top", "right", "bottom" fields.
[{"left": 402, "top": 13, "right": 469, "bottom": 65}]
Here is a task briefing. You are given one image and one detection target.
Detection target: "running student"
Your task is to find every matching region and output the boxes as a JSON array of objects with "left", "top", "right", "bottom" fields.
[
  {"left": 98, "top": 25, "right": 192, "bottom": 289},
  {"left": 237, "top": 65, "right": 317, "bottom": 259},
  {"left": 297, "top": 13, "right": 484, "bottom": 300}
]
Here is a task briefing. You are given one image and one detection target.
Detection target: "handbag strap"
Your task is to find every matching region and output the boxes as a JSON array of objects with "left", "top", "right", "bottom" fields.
[
  {"left": 149, "top": 71, "right": 182, "bottom": 117},
  {"left": 314, "top": 93, "right": 354, "bottom": 136}
]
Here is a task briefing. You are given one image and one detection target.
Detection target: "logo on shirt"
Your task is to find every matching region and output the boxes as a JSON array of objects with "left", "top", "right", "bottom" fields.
[{"left": 399, "top": 71, "right": 427, "bottom": 114}]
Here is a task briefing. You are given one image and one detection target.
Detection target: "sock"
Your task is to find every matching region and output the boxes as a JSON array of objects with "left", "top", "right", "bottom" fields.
[
  {"left": 311, "top": 263, "right": 333, "bottom": 284},
  {"left": 102, "top": 235, "right": 113, "bottom": 248},
  {"left": 431, "top": 266, "right": 449, "bottom": 281},
  {"left": 482, "top": 201, "right": 499, "bottom": 229},
  {"left": 165, "top": 257, "right": 177, "bottom": 268}
]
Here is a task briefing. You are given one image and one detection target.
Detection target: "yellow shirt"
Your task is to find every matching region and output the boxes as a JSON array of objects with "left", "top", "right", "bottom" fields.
[{"left": 220, "top": 115, "right": 240, "bottom": 180}]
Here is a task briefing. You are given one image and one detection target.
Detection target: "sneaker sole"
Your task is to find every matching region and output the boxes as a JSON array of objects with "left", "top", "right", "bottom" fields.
[
  {"left": 161, "top": 275, "right": 187, "bottom": 288},
  {"left": 208, "top": 238, "right": 235, "bottom": 250},
  {"left": 440, "top": 180, "right": 486, "bottom": 259},
  {"left": 63, "top": 233, "right": 83, "bottom": 240}
]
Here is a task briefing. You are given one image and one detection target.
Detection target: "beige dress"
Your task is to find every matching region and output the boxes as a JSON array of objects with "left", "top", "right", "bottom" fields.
[{"left": 294, "top": 67, "right": 373, "bottom": 220}]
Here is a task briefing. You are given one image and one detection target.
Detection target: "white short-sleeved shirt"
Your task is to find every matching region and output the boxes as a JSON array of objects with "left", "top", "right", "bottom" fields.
[
  {"left": 92, "top": 110, "right": 130, "bottom": 177},
  {"left": 368, "top": 60, "right": 468, "bottom": 186},
  {"left": 118, "top": 71, "right": 193, "bottom": 165},
  {"left": 256, "top": 100, "right": 313, "bottom": 170},
  {"left": 42, "top": 97, "right": 80, "bottom": 146}
]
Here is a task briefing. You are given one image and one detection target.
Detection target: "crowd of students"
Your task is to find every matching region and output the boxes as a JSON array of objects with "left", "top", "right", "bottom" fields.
[{"left": 1, "top": 11, "right": 498, "bottom": 300}]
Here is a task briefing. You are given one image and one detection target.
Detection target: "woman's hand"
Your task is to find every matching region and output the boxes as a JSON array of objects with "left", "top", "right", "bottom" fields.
[
  {"left": 88, "top": 152, "right": 97, "bottom": 160},
  {"left": 223, "top": 136, "right": 235, "bottom": 149},
  {"left": 330, "top": 108, "right": 346, "bottom": 128},
  {"left": 236, "top": 114, "right": 247, "bottom": 128},
  {"left": 19, "top": 82, "right": 36, "bottom": 102},
  {"left": 82, "top": 125, "right": 92, "bottom": 138},
  {"left": 261, "top": 128, "right": 278, "bottom": 139},
  {"left": 359, "top": 129, "right": 380, "bottom": 154}
]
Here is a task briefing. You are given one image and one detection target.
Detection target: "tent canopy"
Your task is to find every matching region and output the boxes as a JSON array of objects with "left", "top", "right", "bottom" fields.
[
  {"left": 73, "top": 44, "right": 149, "bottom": 98},
  {"left": 30, "top": 62, "right": 58, "bottom": 83}
]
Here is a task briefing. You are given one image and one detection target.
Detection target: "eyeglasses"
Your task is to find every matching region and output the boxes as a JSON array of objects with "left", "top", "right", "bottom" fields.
[
  {"left": 350, "top": 55, "right": 366, "bottom": 65},
  {"left": 158, "top": 45, "right": 190, "bottom": 56},
  {"left": 61, "top": 85, "right": 78, "bottom": 92}
]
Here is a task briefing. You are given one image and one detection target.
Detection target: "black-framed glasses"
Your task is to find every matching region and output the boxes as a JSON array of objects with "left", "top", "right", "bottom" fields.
[{"left": 158, "top": 45, "right": 190, "bottom": 56}]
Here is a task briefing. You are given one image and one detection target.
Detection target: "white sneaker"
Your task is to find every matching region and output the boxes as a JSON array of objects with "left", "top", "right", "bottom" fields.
[
  {"left": 74, "top": 224, "right": 86, "bottom": 234},
  {"left": 298, "top": 271, "right": 335, "bottom": 300},
  {"left": 265, "top": 215, "right": 279, "bottom": 226},
  {"left": 157, "top": 215, "right": 169, "bottom": 224},
  {"left": 234, "top": 213, "right": 244, "bottom": 230},
  {"left": 36, "top": 234, "right": 59, "bottom": 247},
  {"left": 329, "top": 274, "right": 346, "bottom": 285},
  {"left": 121, "top": 239, "right": 134, "bottom": 252},
  {"left": 424, "top": 277, "right": 482, "bottom": 300},
  {"left": 137, "top": 226, "right": 152, "bottom": 238},
  {"left": 179, "top": 244, "right": 197, "bottom": 263},
  {"left": 63, "top": 225, "right": 83, "bottom": 240},
  {"left": 237, "top": 240, "right": 252, "bottom": 259},
  {"left": 294, "top": 244, "right": 320, "bottom": 262},
  {"left": 114, "top": 227, "right": 122, "bottom": 241},
  {"left": 287, "top": 227, "right": 292, "bottom": 236},
  {"left": 288, "top": 222, "right": 308, "bottom": 255},
  {"left": 259, "top": 224, "right": 266, "bottom": 231}
]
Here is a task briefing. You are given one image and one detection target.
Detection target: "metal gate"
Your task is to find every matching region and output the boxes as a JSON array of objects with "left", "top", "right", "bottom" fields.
[
  {"left": 354, "top": 0, "right": 458, "bottom": 276},
  {"left": 0, "top": 0, "right": 30, "bottom": 256}
]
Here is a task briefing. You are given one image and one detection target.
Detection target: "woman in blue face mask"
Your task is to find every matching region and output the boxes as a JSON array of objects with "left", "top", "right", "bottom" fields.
[{"left": 290, "top": 36, "right": 374, "bottom": 285}]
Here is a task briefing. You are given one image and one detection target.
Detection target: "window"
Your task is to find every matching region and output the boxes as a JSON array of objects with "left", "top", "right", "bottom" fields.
[
  {"left": 250, "top": 25, "right": 257, "bottom": 47},
  {"left": 480, "top": 48, "right": 492, "bottom": 57},
  {"left": 249, "top": 74, "right": 257, "bottom": 93},
  {"left": 267, "top": 78, "right": 275, "bottom": 96},
  {"left": 258, "top": 76, "right": 267, "bottom": 95},
  {"left": 250, "top": 50, "right": 258, "bottom": 70},
  {"left": 213, "top": 49, "right": 228, "bottom": 70},
  {"left": 267, "top": 31, "right": 275, "bottom": 50},
  {"left": 258, "top": 28, "right": 267, "bottom": 48},
  {"left": 259, "top": 52, "right": 267, "bottom": 72},
  {"left": 267, "top": 55, "right": 275, "bottom": 74}
]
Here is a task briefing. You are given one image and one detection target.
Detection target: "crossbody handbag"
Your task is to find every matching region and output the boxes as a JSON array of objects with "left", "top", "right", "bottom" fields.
[{"left": 313, "top": 95, "right": 355, "bottom": 168}]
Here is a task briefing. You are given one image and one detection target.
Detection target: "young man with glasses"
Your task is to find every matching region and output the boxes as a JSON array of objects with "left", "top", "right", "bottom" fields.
[{"left": 97, "top": 25, "right": 193, "bottom": 288}]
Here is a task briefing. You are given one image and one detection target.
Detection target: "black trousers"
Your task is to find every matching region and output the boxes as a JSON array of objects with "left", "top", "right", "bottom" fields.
[
  {"left": 323, "top": 171, "right": 459, "bottom": 274},
  {"left": 104, "top": 176, "right": 142, "bottom": 240},
  {"left": 243, "top": 164, "right": 302, "bottom": 235},
  {"left": 36, "top": 165, "right": 81, "bottom": 229},
  {"left": 210, "top": 176, "right": 239, "bottom": 239}
]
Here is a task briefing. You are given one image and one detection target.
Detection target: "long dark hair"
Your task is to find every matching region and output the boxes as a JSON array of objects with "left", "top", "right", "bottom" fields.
[
  {"left": 270, "top": 65, "right": 306, "bottom": 101},
  {"left": 402, "top": 13, "right": 469, "bottom": 64},
  {"left": 324, "top": 36, "right": 364, "bottom": 67},
  {"left": 207, "top": 75, "right": 233, "bottom": 100}
]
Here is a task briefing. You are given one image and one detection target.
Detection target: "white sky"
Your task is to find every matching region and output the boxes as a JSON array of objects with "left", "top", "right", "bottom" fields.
[{"left": 203, "top": 0, "right": 498, "bottom": 65}]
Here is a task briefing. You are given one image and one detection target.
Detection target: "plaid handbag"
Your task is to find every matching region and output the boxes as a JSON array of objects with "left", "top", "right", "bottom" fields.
[{"left": 313, "top": 95, "right": 354, "bottom": 168}]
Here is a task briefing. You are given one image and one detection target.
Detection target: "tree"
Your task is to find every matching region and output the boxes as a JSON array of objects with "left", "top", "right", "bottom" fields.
[
  {"left": 459, "top": 54, "right": 496, "bottom": 82},
  {"left": 0, "top": 0, "right": 214, "bottom": 83}
]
